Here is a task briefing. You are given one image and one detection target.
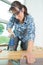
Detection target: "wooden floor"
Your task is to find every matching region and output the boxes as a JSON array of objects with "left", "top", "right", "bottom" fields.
[{"left": 0, "top": 46, "right": 43, "bottom": 65}]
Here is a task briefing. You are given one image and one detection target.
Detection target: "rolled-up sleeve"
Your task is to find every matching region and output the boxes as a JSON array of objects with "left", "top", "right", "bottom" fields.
[
  {"left": 27, "top": 16, "right": 35, "bottom": 41},
  {"left": 22, "top": 16, "right": 35, "bottom": 42},
  {"left": 6, "top": 16, "right": 14, "bottom": 30}
]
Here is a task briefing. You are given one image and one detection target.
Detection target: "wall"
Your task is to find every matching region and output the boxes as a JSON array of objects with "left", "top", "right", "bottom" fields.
[
  {"left": 25, "top": 0, "right": 43, "bottom": 47},
  {"left": 0, "top": 0, "right": 43, "bottom": 47}
]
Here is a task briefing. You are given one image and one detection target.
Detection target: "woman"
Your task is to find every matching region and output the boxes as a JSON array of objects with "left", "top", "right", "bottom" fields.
[{"left": 7, "top": 1, "right": 35, "bottom": 64}]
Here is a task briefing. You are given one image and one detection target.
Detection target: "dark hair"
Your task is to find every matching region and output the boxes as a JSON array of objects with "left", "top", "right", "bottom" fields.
[
  {"left": 9, "top": 1, "right": 28, "bottom": 15},
  {"left": 22, "top": 5, "right": 28, "bottom": 16},
  {"left": 9, "top": 1, "right": 22, "bottom": 11}
]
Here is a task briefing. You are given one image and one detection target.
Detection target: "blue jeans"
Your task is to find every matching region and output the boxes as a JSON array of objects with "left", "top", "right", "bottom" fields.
[
  {"left": 7, "top": 34, "right": 28, "bottom": 65},
  {"left": 7, "top": 34, "right": 28, "bottom": 51}
]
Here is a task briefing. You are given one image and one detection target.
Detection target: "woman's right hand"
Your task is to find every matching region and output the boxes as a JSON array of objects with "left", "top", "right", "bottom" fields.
[
  {"left": 8, "top": 28, "right": 15, "bottom": 37},
  {"left": 9, "top": 32, "right": 15, "bottom": 38}
]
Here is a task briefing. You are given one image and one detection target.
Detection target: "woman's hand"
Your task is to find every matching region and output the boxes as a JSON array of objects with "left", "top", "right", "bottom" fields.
[
  {"left": 8, "top": 28, "right": 15, "bottom": 38},
  {"left": 26, "top": 52, "right": 35, "bottom": 64},
  {"left": 8, "top": 32, "right": 15, "bottom": 38},
  {"left": 21, "top": 52, "right": 36, "bottom": 64}
]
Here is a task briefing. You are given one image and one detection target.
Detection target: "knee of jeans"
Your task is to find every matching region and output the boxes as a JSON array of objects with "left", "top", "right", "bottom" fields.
[
  {"left": 23, "top": 47, "right": 27, "bottom": 50},
  {"left": 21, "top": 46, "right": 27, "bottom": 50}
]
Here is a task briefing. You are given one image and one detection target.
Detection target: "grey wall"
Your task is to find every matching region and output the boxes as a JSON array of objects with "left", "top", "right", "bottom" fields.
[{"left": 25, "top": 0, "right": 43, "bottom": 47}]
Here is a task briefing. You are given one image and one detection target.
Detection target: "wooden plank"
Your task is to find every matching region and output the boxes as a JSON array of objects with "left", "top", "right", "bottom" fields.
[
  {"left": 0, "top": 44, "right": 8, "bottom": 46},
  {"left": 0, "top": 50, "right": 43, "bottom": 60}
]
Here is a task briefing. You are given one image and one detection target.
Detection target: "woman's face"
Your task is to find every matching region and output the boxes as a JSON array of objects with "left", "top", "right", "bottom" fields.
[{"left": 12, "top": 7, "right": 24, "bottom": 22}]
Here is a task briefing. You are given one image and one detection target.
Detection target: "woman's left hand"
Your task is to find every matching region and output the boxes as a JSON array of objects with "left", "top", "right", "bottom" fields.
[{"left": 21, "top": 52, "right": 36, "bottom": 64}]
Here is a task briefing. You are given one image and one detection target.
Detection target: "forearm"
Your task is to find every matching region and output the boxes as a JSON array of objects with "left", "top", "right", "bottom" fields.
[
  {"left": 7, "top": 28, "right": 14, "bottom": 34},
  {"left": 27, "top": 40, "right": 34, "bottom": 53},
  {"left": 7, "top": 28, "right": 15, "bottom": 37}
]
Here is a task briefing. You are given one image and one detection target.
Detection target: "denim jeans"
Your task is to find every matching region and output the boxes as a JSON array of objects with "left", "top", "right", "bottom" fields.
[
  {"left": 7, "top": 34, "right": 28, "bottom": 51},
  {"left": 7, "top": 34, "right": 28, "bottom": 65}
]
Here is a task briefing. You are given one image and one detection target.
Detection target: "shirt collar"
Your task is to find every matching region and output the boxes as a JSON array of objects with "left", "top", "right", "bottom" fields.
[{"left": 24, "top": 15, "right": 28, "bottom": 24}]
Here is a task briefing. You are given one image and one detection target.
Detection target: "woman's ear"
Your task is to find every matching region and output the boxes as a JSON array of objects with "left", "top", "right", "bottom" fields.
[{"left": 22, "top": 8, "right": 24, "bottom": 12}]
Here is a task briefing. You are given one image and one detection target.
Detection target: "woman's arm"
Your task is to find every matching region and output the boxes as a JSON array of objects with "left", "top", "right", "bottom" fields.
[{"left": 27, "top": 40, "right": 34, "bottom": 53}]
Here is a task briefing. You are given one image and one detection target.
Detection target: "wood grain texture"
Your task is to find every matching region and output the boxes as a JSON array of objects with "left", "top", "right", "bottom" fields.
[{"left": 0, "top": 50, "right": 43, "bottom": 60}]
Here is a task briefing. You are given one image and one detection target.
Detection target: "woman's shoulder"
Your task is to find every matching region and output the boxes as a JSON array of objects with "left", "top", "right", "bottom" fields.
[
  {"left": 25, "top": 14, "right": 34, "bottom": 24},
  {"left": 26, "top": 14, "right": 33, "bottom": 19},
  {"left": 11, "top": 15, "right": 16, "bottom": 20}
]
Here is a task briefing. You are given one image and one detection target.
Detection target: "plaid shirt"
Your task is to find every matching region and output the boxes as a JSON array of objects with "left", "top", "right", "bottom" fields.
[{"left": 7, "top": 14, "right": 35, "bottom": 42}]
